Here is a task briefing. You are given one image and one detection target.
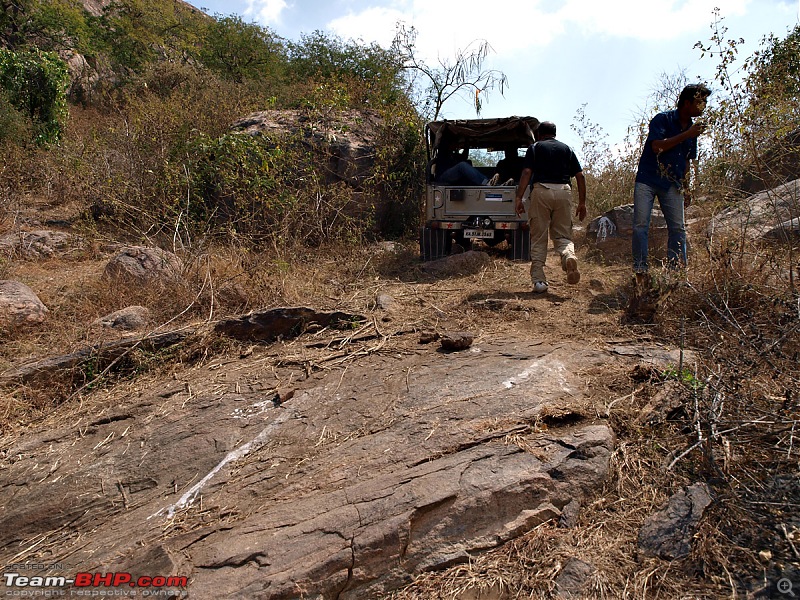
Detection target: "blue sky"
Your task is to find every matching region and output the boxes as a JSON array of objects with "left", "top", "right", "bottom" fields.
[{"left": 184, "top": 0, "right": 799, "bottom": 153}]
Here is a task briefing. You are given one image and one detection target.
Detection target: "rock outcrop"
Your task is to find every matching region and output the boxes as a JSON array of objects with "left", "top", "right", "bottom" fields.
[
  {"left": 0, "top": 337, "right": 617, "bottom": 598},
  {"left": 231, "top": 109, "right": 383, "bottom": 190},
  {"left": 709, "top": 179, "right": 800, "bottom": 241},
  {"left": 0, "top": 229, "right": 76, "bottom": 259}
]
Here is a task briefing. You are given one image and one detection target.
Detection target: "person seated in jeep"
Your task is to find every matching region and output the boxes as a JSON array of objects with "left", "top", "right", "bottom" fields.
[
  {"left": 433, "top": 140, "right": 495, "bottom": 186},
  {"left": 494, "top": 145, "right": 526, "bottom": 185}
]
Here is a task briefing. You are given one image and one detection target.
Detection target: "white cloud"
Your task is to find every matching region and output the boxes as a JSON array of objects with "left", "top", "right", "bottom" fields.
[
  {"left": 324, "top": 0, "right": 755, "bottom": 63},
  {"left": 244, "top": 0, "right": 289, "bottom": 25},
  {"left": 561, "top": 0, "right": 749, "bottom": 39},
  {"left": 327, "top": 6, "right": 406, "bottom": 47},
  {"left": 327, "top": 0, "right": 557, "bottom": 61}
]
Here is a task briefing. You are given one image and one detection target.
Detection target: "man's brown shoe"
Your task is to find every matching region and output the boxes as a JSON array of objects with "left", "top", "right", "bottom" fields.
[{"left": 565, "top": 256, "right": 580, "bottom": 284}]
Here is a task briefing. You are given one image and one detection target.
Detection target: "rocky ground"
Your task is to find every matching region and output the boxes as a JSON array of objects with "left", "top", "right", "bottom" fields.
[{"left": 0, "top": 194, "right": 797, "bottom": 598}]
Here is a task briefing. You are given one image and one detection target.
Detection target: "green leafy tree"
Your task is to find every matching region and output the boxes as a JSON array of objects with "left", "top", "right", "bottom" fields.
[
  {"left": 570, "top": 104, "right": 638, "bottom": 215},
  {"left": 286, "top": 30, "right": 405, "bottom": 108},
  {"left": 742, "top": 25, "right": 800, "bottom": 144},
  {"left": 696, "top": 13, "right": 800, "bottom": 193},
  {"left": 200, "top": 15, "right": 284, "bottom": 84},
  {"left": 0, "top": 0, "right": 94, "bottom": 53},
  {"left": 0, "top": 47, "right": 69, "bottom": 144},
  {"left": 0, "top": 86, "right": 32, "bottom": 143},
  {"left": 97, "top": 0, "right": 204, "bottom": 73},
  {"left": 0, "top": 0, "right": 30, "bottom": 49}
]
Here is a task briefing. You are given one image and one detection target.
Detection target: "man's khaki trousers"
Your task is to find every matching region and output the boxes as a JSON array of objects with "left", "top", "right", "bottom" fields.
[{"left": 528, "top": 182, "right": 576, "bottom": 283}]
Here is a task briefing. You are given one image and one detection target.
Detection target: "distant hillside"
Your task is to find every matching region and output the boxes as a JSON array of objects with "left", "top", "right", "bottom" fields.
[
  {"left": 2, "top": 0, "right": 212, "bottom": 97},
  {"left": 0, "top": 0, "right": 422, "bottom": 241},
  {"left": 80, "top": 0, "right": 205, "bottom": 17}
]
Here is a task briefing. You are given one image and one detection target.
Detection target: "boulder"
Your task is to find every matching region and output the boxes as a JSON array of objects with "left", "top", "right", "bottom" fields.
[
  {"left": 588, "top": 204, "right": 666, "bottom": 241},
  {"left": 708, "top": 179, "right": 800, "bottom": 241},
  {"left": 763, "top": 217, "right": 800, "bottom": 242},
  {"left": 0, "top": 280, "right": 49, "bottom": 326},
  {"left": 231, "top": 109, "right": 383, "bottom": 189},
  {"left": 738, "top": 127, "right": 800, "bottom": 194},
  {"left": 92, "top": 306, "right": 151, "bottom": 331},
  {"left": 61, "top": 50, "right": 103, "bottom": 103},
  {"left": 227, "top": 109, "right": 410, "bottom": 234},
  {"left": 104, "top": 246, "right": 183, "bottom": 285}
]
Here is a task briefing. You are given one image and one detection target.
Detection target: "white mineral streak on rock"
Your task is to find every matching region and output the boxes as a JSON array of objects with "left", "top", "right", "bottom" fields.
[
  {"left": 152, "top": 409, "right": 292, "bottom": 519},
  {"left": 503, "top": 358, "right": 571, "bottom": 393}
]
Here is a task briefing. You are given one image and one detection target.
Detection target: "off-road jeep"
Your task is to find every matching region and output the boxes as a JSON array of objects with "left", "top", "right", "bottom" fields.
[{"left": 420, "top": 116, "right": 539, "bottom": 261}]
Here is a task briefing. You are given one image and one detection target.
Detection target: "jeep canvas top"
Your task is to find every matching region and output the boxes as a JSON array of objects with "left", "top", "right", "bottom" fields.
[{"left": 420, "top": 116, "right": 539, "bottom": 261}]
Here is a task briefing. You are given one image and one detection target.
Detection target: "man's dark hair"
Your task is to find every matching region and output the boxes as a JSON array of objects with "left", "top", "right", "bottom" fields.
[
  {"left": 537, "top": 121, "right": 557, "bottom": 137},
  {"left": 677, "top": 83, "right": 712, "bottom": 108}
]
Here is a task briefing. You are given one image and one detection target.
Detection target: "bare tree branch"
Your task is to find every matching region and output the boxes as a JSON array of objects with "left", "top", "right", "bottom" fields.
[{"left": 392, "top": 23, "right": 508, "bottom": 121}]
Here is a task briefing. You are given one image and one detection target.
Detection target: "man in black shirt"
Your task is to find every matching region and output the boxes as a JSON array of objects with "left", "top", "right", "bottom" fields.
[{"left": 514, "top": 121, "right": 587, "bottom": 293}]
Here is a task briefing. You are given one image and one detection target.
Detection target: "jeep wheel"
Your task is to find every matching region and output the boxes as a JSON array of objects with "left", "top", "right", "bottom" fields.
[
  {"left": 507, "top": 228, "right": 531, "bottom": 261},
  {"left": 420, "top": 226, "right": 452, "bottom": 261}
]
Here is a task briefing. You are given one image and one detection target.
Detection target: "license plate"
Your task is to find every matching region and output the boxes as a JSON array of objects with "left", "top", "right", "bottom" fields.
[{"left": 463, "top": 229, "right": 494, "bottom": 239}]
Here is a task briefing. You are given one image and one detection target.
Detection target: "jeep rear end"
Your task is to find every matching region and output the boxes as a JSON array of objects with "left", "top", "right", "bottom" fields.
[{"left": 420, "top": 116, "right": 539, "bottom": 262}]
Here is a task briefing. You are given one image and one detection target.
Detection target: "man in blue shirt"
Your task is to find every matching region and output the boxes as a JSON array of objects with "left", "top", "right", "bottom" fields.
[{"left": 633, "top": 83, "right": 711, "bottom": 284}]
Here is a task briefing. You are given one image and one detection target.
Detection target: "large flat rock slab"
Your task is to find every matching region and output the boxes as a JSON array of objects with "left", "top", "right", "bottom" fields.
[{"left": 0, "top": 337, "right": 617, "bottom": 598}]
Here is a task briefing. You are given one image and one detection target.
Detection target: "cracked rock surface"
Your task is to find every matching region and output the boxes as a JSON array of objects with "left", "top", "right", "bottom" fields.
[{"left": 0, "top": 337, "right": 618, "bottom": 598}]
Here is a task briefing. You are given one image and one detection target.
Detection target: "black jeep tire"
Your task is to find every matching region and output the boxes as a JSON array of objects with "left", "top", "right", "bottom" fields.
[
  {"left": 506, "top": 227, "right": 531, "bottom": 261},
  {"left": 420, "top": 226, "right": 452, "bottom": 261}
]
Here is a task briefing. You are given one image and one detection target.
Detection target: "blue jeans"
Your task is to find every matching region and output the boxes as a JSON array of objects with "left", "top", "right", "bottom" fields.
[
  {"left": 632, "top": 181, "right": 686, "bottom": 273},
  {"left": 437, "top": 161, "right": 487, "bottom": 186}
]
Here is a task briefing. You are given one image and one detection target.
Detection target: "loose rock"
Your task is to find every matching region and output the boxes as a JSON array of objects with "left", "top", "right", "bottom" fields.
[
  {"left": 638, "top": 482, "right": 713, "bottom": 559},
  {"left": 0, "top": 230, "right": 76, "bottom": 259},
  {"left": 215, "top": 307, "right": 366, "bottom": 342},
  {"left": 555, "top": 557, "right": 597, "bottom": 599},
  {"left": 92, "top": 306, "right": 151, "bottom": 331},
  {"left": 422, "top": 250, "right": 492, "bottom": 276},
  {"left": 0, "top": 280, "right": 49, "bottom": 326},
  {"left": 440, "top": 331, "right": 474, "bottom": 352},
  {"left": 104, "top": 246, "right": 183, "bottom": 285}
]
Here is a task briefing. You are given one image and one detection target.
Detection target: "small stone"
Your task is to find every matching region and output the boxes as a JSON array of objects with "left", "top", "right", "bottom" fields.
[
  {"left": 376, "top": 294, "right": 395, "bottom": 310},
  {"left": 440, "top": 332, "right": 474, "bottom": 352},
  {"left": 419, "top": 332, "right": 440, "bottom": 344}
]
